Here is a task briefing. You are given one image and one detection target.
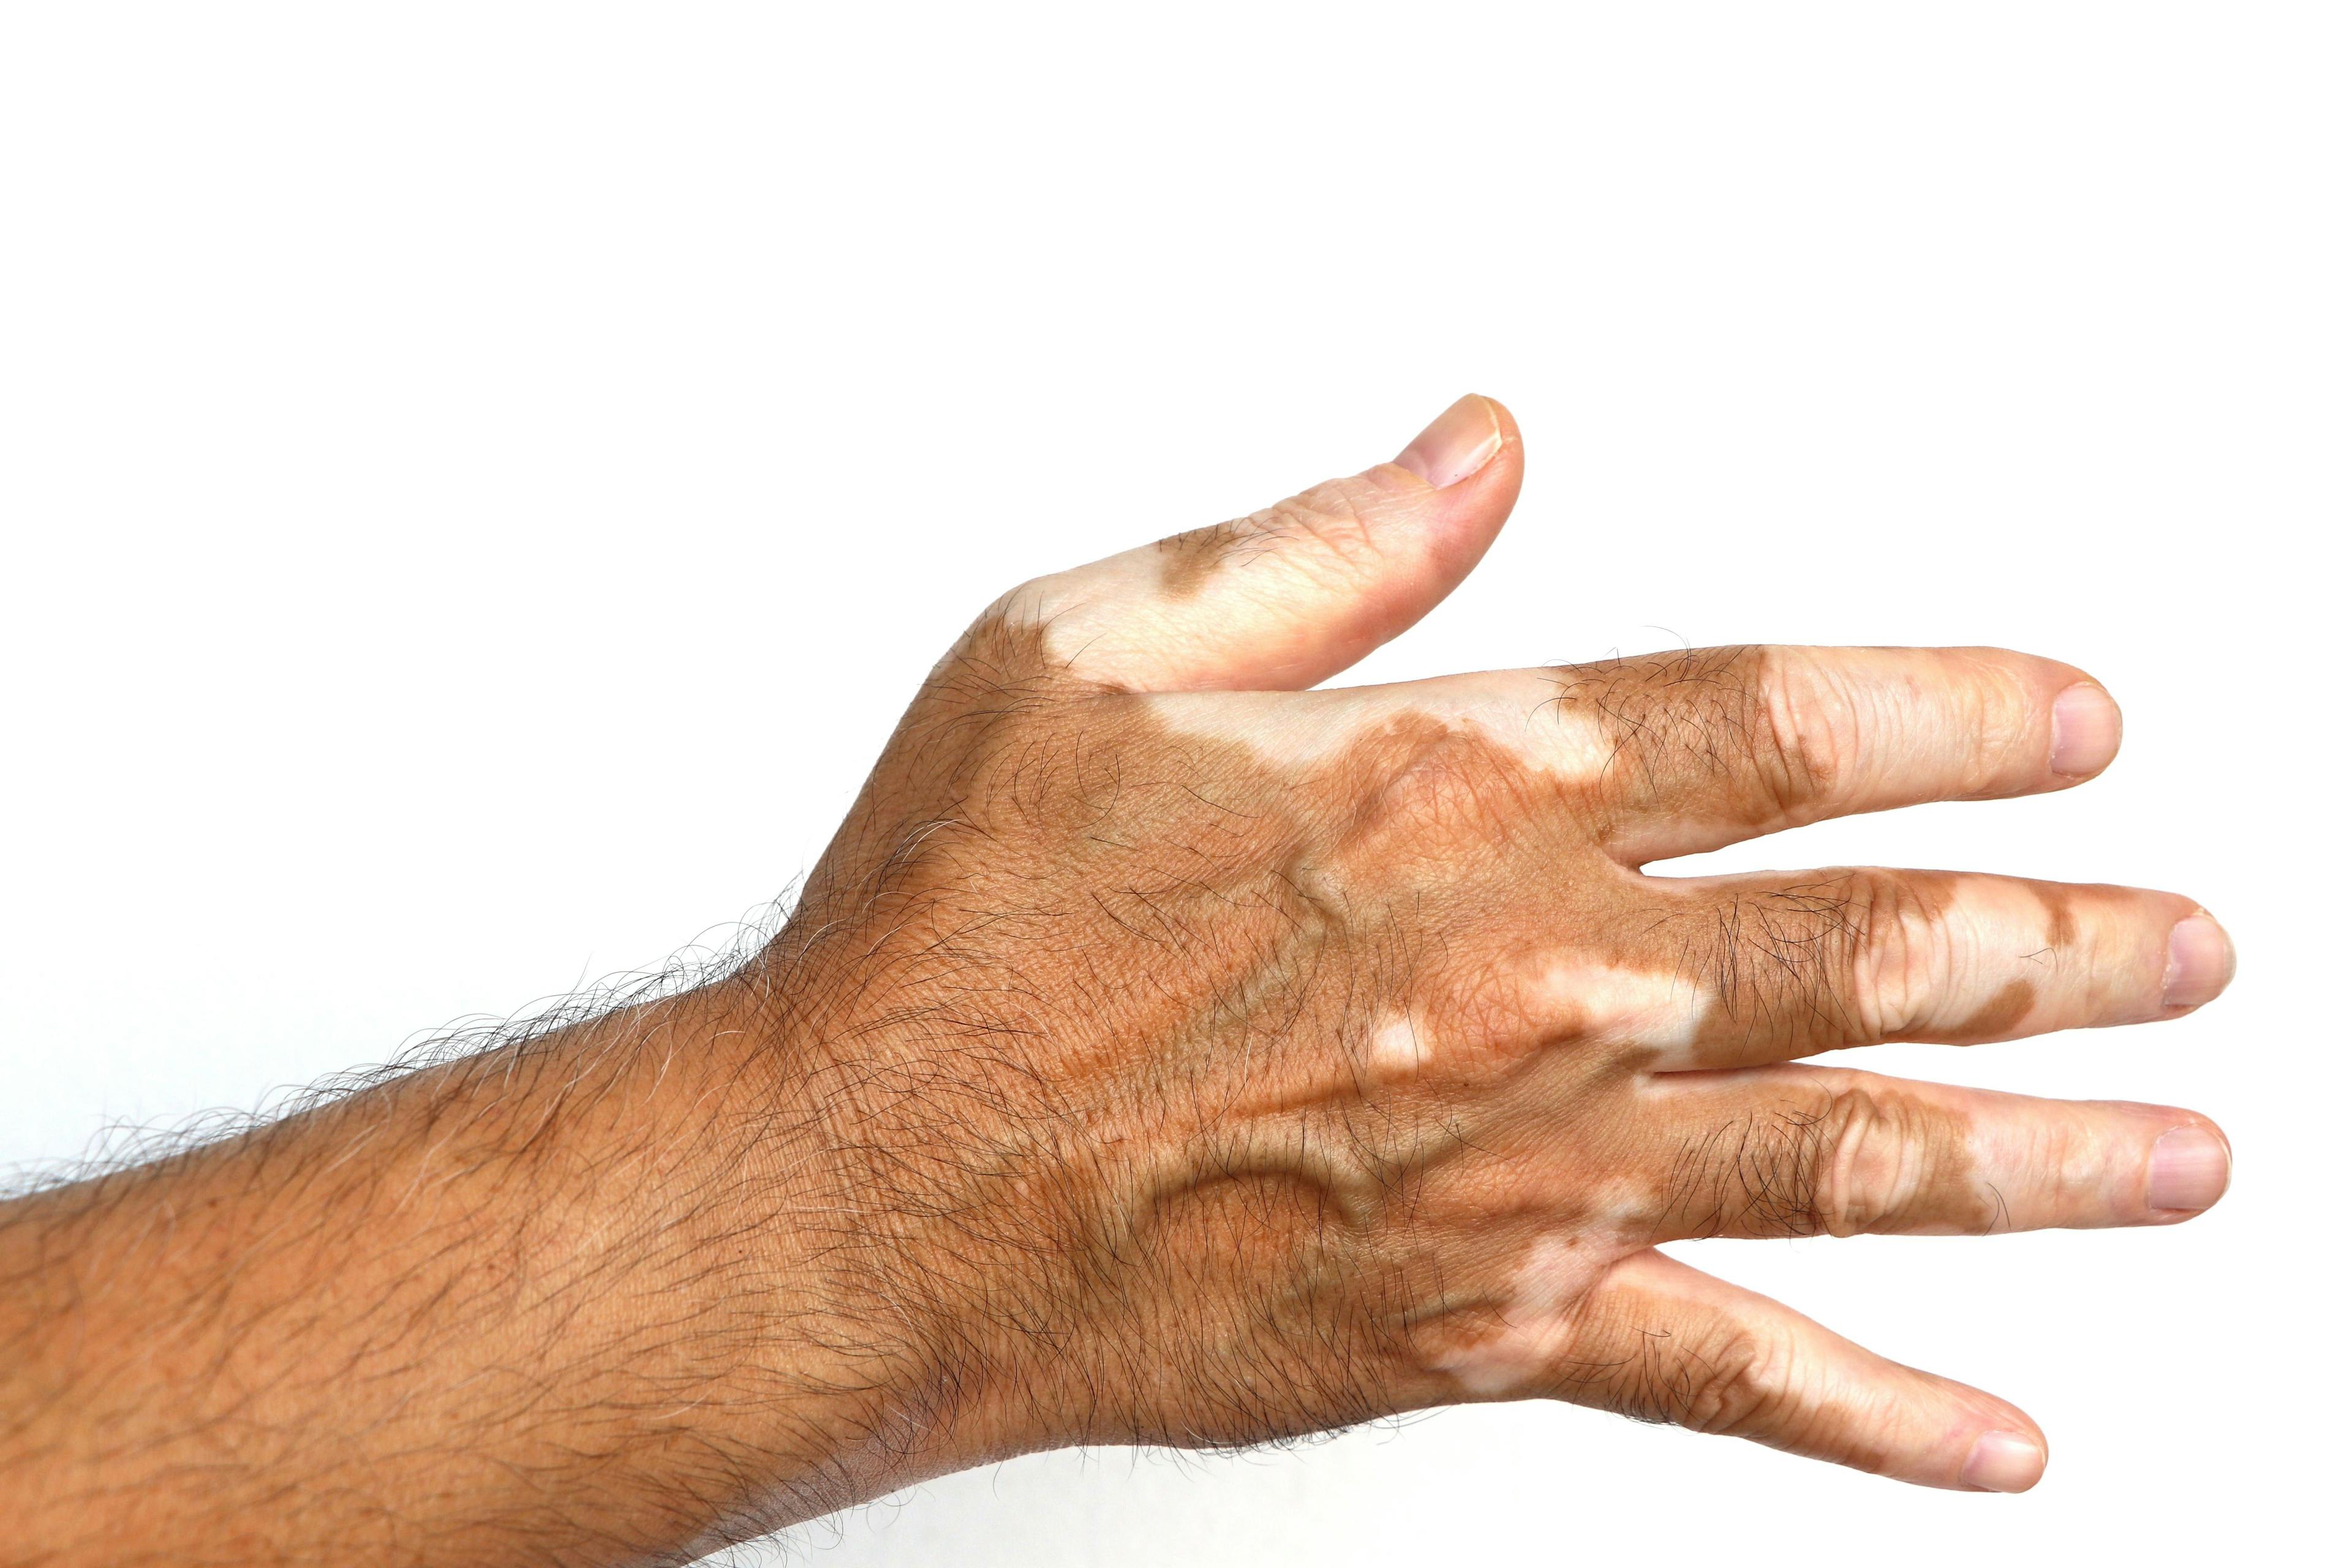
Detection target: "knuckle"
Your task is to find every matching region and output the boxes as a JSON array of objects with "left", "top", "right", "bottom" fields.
[
  {"left": 925, "top": 606, "right": 1080, "bottom": 706},
  {"left": 1952, "top": 652, "right": 2040, "bottom": 790},
  {"left": 1150, "top": 478, "right": 1402, "bottom": 601},
  {"left": 1668, "top": 1323, "right": 1792, "bottom": 1438},
  {"left": 1682, "top": 1081, "right": 1913, "bottom": 1242},
  {"left": 1336, "top": 720, "right": 1525, "bottom": 855},
  {"left": 1812, "top": 1079, "right": 1917, "bottom": 1237},
  {"left": 1418, "top": 959, "right": 1573, "bottom": 1084},
  {"left": 1751, "top": 649, "right": 1855, "bottom": 818},
  {"left": 1371, "top": 735, "right": 1492, "bottom": 830},
  {"left": 1847, "top": 871, "right": 1954, "bottom": 1042},
  {"left": 1264, "top": 478, "right": 1389, "bottom": 559},
  {"left": 1251, "top": 484, "right": 1392, "bottom": 582}
]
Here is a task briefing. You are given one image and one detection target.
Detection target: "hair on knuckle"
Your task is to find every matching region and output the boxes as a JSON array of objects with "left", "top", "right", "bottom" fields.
[
  {"left": 1604, "top": 1317, "right": 1784, "bottom": 1439},
  {"left": 1660, "top": 1103, "right": 1836, "bottom": 1240}
]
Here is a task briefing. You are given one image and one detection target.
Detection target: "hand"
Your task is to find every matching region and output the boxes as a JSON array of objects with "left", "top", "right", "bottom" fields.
[
  {"left": 0, "top": 396, "right": 2236, "bottom": 1567},
  {"left": 771, "top": 393, "right": 2233, "bottom": 1498}
]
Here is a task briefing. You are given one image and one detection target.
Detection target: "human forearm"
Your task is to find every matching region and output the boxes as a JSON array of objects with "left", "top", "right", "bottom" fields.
[{"left": 0, "top": 977, "right": 918, "bottom": 1567}]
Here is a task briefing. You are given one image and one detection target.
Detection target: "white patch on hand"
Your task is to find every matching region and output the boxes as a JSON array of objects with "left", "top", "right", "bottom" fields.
[
  {"left": 1139, "top": 671, "right": 1621, "bottom": 781},
  {"left": 1365, "top": 1011, "right": 1430, "bottom": 1077},
  {"left": 1433, "top": 1234, "right": 1613, "bottom": 1398},
  {"left": 1533, "top": 960, "right": 1709, "bottom": 1063}
]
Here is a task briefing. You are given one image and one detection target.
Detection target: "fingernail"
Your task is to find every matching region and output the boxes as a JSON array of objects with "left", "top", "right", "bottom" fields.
[
  {"left": 1393, "top": 394, "right": 1502, "bottom": 488},
  {"left": 2048, "top": 682, "right": 2122, "bottom": 777},
  {"left": 1962, "top": 1430, "right": 2045, "bottom": 1493},
  {"left": 2162, "top": 913, "right": 2235, "bottom": 1009},
  {"left": 2147, "top": 1126, "right": 2232, "bottom": 1213}
]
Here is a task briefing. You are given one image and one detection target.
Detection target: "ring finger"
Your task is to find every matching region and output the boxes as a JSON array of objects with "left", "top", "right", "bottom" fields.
[
  {"left": 1624, "top": 868, "right": 2235, "bottom": 1068},
  {"left": 1634, "top": 1063, "right": 2233, "bottom": 1240}
]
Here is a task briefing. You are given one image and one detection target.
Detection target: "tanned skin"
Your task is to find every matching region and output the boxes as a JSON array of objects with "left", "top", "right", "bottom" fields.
[{"left": 0, "top": 396, "right": 2235, "bottom": 1566}]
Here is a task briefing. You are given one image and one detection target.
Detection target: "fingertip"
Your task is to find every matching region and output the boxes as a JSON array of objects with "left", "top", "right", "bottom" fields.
[
  {"left": 1044, "top": 395, "right": 1532, "bottom": 692},
  {"left": 2147, "top": 1120, "right": 2234, "bottom": 1215},
  {"left": 1480, "top": 393, "right": 1523, "bottom": 475},
  {"left": 1367, "top": 393, "right": 1525, "bottom": 629},
  {"left": 2162, "top": 910, "right": 2237, "bottom": 1011},
  {"left": 2049, "top": 679, "right": 2124, "bottom": 779},
  {"left": 1393, "top": 393, "right": 1509, "bottom": 489},
  {"left": 1961, "top": 1428, "right": 2049, "bottom": 1493}
]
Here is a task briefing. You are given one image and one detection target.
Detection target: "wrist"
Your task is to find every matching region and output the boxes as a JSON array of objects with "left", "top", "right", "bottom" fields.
[
  {"left": 736, "top": 948, "right": 1105, "bottom": 1491},
  {"left": 679, "top": 969, "right": 1031, "bottom": 1513}
]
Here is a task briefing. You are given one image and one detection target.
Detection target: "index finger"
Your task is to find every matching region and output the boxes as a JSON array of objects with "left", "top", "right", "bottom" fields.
[{"left": 1558, "top": 645, "right": 2124, "bottom": 864}]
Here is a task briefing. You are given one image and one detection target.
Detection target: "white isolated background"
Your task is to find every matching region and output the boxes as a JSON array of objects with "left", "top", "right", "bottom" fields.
[{"left": 1, "top": 4, "right": 2344, "bottom": 1564}]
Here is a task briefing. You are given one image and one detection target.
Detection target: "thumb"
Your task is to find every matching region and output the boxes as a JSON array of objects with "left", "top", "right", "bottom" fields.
[{"left": 1001, "top": 394, "right": 1524, "bottom": 692}]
